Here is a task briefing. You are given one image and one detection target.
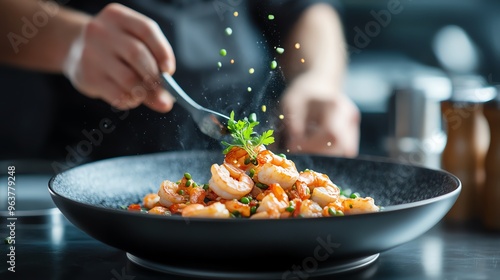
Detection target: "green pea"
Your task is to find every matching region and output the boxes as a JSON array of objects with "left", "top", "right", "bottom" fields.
[
  {"left": 192, "top": 182, "right": 198, "bottom": 188},
  {"left": 278, "top": 153, "right": 286, "bottom": 158},
  {"left": 240, "top": 197, "right": 250, "bottom": 204},
  {"left": 185, "top": 180, "right": 191, "bottom": 187},
  {"left": 285, "top": 206, "right": 295, "bottom": 213},
  {"left": 249, "top": 113, "right": 257, "bottom": 123},
  {"left": 249, "top": 169, "right": 255, "bottom": 178},
  {"left": 270, "top": 60, "right": 278, "bottom": 70},
  {"left": 256, "top": 183, "right": 269, "bottom": 189},
  {"left": 203, "top": 184, "right": 209, "bottom": 190},
  {"left": 219, "top": 49, "right": 227, "bottom": 56},
  {"left": 250, "top": 206, "right": 258, "bottom": 214},
  {"left": 244, "top": 157, "right": 251, "bottom": 165},
  {"left": 276, "top": 47, "right": 285, "bottom": 54},
  {"left": 268, "top": 14, "right": 275, "bottom": 20},
  {"left": 184, "top": 173, "right": 192, "bottom": 180},
  {"left": 178, "top": 189, "right": 185, "bottom": 195}
]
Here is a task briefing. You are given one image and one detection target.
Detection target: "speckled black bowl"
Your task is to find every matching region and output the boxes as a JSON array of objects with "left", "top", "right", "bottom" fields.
[{"left": 49, "top": 151, "right": 460, "bottom": 279}]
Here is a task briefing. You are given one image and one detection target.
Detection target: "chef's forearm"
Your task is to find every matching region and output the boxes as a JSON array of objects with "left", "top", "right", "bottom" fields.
[
  {"left": 0, "top": 0, "right": 90, "bottom": 72},
  {"left": 279, "top": 3, "right": 347, "bottom": 86}
]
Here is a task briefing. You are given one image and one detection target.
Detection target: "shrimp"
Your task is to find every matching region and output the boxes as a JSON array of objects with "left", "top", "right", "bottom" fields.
[
  {"left": 295, "top": 170, "right": 339, "bottom": 193},
  {"left": 253, "top": 150, "right": 299, "bottom": 190},
  {"left": 209, "top": 163, "right": 254, "bottom": 199},
  {"left": 311, "top": 186, "right": 341, "bottom": 208},
  {"left": 224, "top": 146, "right": 265, "bottom": 171},
  {"left": 148, "top": 206, "right": 171, "bottom": 215},
  {"left": 225, "top": 199, "right": 251, "bottom": 217},
  {"left": 158, "top": 180, "right": 187, "bottom": 207},
  {"left": 298, "top": 199, "right": 323, "bottom": 218},
  {"left": 181, "top": 202, "right": 230, "bottom": 218},
  {"left": 256, "top": 184, "right": 289, "bottom": 215},
  {"left": 250, "top": 208, "right": 281, "bottom": 219},
  {"left": 341, "top": 197, "right": 379, "bottom": 215},
  {"left": 142, "top": 193, "right": 160, "bottom": 209}
]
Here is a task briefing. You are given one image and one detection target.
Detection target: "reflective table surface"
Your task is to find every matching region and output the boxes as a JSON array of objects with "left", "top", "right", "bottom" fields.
[{"left": 1, "top": 210, "right": 499, "bottom": 280}]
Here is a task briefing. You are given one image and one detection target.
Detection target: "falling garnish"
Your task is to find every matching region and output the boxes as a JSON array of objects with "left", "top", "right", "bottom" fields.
[
  {"left": 270, "top": 60, "right": 278, "bottom": 70},
  {"left": 217, "top": 61, "right": 222, "bottom": 68},
  {"left": 233, "top": 11, "right": 239, "bottom": 17},
  {"left": 219, "top": 49, "right": 227, "bottom": 56},
  {"left": 327, "top": 141, "right": 332, "bottom": 147},
  {"left": 261, "top": 105, "right": 267, "bottom": 112},
  {"left": 225, "top": 27, "right": 233, "bottom": 36},
  {"left": 268, "top": 14, "right": 275, "bottom": 20},
  {"left": 295, "top": 43, "right": 301, "bottom": 49},
  {"left": 230, "top": 59, "right": 235, "bottom": 64},
  {"left": 276, "top": 47, "right": 285, "bottom": 54},
  {"left": 279, "top": 114, "right": 284, "bottom": 120},
  {"left": 249, "top": 68, "right": 255, "bottom": 74},
  {"left": 247, "top": 87, "right": 252, "bottom": 92},
  {"left": 300, "top": 58, "right": 305, "bottom": 63},
  {"left": 222, "top": 111, "right": 275, "bottom": 161}
]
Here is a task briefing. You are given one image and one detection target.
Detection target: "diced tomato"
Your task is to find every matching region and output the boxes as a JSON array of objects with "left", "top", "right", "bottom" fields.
[{"left": 127, "top": 204, "right": 142, "bottom": 211}]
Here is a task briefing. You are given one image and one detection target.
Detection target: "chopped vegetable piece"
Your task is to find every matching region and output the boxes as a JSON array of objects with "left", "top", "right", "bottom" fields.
[
  {"left": 350, "top": 192, "right": 360, "bottom": 199},
  {"left": 219, "top": 49, "right": 227, "bottom": 56},
  {"left": 261, "top": 105, "right": 267, "bottom": 112},
  {"left": 247, "top": 87, "right": 252, "bottom": 92},
  {"left": 268, "top": 14, "right": 275, "bottom": 20},
  {"left": 217, "top": 61, "right": 222, "bottom": 68},
  {"left": 128, "top": 204, "right": 142, "bottom": 211},
  {"left": 295, "top": 43, "right": 301, "bottom": 49},
  {"left": 233, "top": 11, "right": 238, "bottom": 17},
  {"left": 225, "top": 27, "right": 233, "bottom": 36},
  {"left": 276, "top": 47, "right": 285, "bottom": 54},
  {"left": 249, "top": 68, "right": 255, "bottom": 74}
]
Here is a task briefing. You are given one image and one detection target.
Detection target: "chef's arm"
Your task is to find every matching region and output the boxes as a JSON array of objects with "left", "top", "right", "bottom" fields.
[
  {"left": 278, "top": 3, "right": 361, "bottom": 157},
  {"left": 278, "top": 3, "right": 346, "bottom": 87},
  {"left": 0, "top": 0, "right": 89, "bottom": 72},
  {"left": 0, "top": 0, "right": 176, "bottom": 113}
]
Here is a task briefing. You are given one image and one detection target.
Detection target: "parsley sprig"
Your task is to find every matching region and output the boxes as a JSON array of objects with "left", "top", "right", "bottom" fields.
[{"left": 222, "top": 111, "right": 274, "bottom": 160}]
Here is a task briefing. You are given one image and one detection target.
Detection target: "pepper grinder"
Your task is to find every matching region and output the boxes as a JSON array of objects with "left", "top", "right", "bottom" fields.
[
  {"left": 440, "top": 82, "right": 494, "bottom": 223},
  {"left": 482, "top": 96, "right": 500, "bottom": 230}
]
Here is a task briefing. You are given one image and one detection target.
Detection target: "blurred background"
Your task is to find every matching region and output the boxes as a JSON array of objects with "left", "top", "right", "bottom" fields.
[{"left": 1, "top": 0, "right": 498, "bottom": 169}]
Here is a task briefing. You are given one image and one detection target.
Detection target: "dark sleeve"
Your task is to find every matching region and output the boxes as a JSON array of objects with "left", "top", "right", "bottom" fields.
[{"left": 249, "top": 0, "right": 344, "bottom": 47}]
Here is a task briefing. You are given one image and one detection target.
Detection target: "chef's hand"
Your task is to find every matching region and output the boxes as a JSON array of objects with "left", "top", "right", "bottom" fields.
[
  {"left": 63, "top": 3, "right": 176, "bottom": 112},
  {"left": 280, "top": 71, "right": 360, "bottom": 157}
]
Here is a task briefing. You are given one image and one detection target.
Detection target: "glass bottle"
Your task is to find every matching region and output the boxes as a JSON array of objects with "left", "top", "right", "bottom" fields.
[{"left": 482, "top": 98, "right": 500, "bottom": 230}]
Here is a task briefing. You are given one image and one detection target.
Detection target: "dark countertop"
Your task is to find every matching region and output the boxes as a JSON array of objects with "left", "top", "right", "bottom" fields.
[{"left": 1, "top": 212, "right": 499, "bottom": 280}]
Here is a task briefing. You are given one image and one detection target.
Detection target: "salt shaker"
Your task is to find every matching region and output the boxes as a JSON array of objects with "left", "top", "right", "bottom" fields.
[
  {"left": 440, "top": 83, "right": 495, "bottom": 223},
  {"left": 483, "top": 96, "right": 500, "bottom": 230}
]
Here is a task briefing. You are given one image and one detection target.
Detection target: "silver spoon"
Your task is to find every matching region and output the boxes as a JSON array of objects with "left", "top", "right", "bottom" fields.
[{"left": 160, "top": 73, "right": 230, "bottom": 140}]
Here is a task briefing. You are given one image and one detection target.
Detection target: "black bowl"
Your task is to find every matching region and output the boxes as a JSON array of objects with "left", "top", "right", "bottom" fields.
[{"left": 49, "top": 150, "right": 460, "bottom": 279}]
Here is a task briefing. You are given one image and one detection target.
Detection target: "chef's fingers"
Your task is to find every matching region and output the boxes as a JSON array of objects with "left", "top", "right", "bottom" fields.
[
  {"left": 100, "top": 3, "right": 176, "bottom": 75},
  {"left": 143, "top": 88, "right": 175, "bottom": 113}
]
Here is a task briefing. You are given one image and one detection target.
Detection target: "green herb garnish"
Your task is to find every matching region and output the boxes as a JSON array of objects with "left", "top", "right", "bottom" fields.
[{"left": 222, "top": 111, "right": 275, "bottom": 161}]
